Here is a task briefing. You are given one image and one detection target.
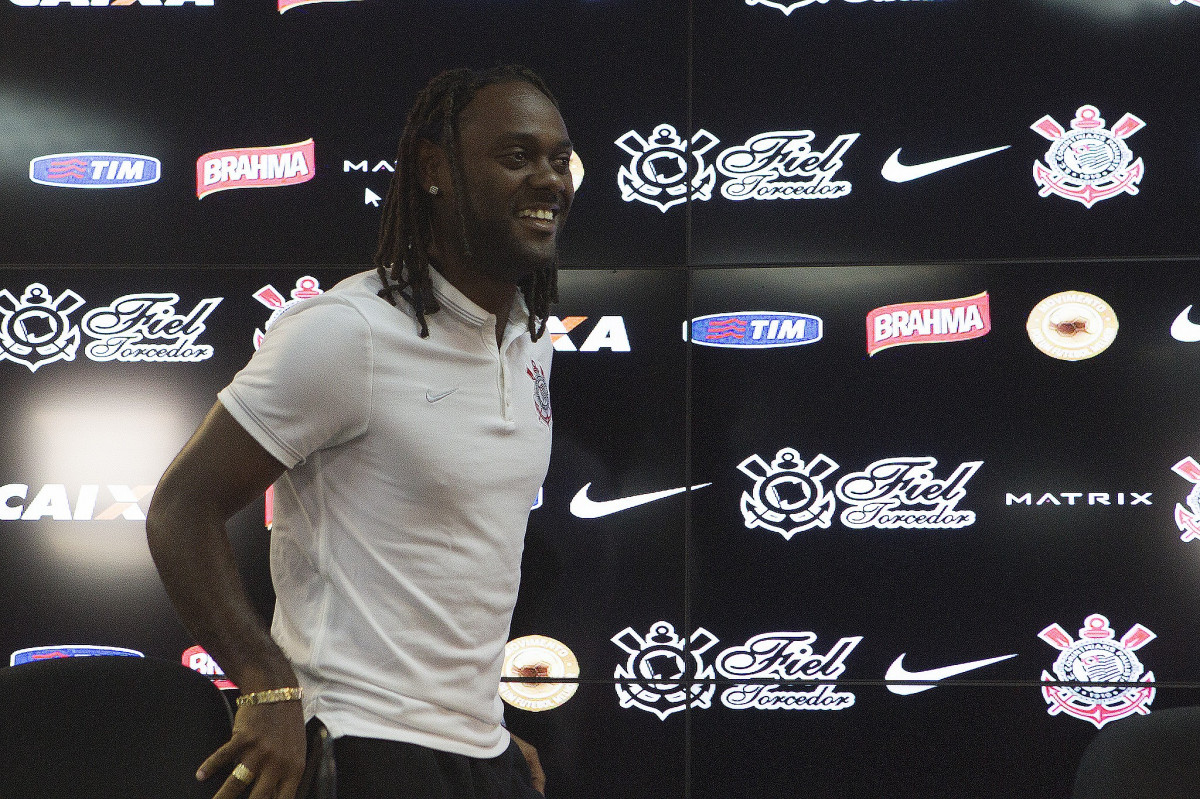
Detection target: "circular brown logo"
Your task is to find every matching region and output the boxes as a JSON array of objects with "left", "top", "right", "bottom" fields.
[
  {"left": 499, "top": 635, "right": 580, "bottom": 712},
  {"left": 1027, "top": 291, "right": 1118, "bottom": 361}
]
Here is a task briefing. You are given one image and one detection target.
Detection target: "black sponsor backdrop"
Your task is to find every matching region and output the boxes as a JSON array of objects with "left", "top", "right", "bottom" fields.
[{"left": 3, "top": 1, "right": 1200, "bottom": 798}]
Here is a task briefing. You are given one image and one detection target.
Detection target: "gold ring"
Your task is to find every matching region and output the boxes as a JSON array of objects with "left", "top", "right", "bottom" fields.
[{"left": 232, "top": 763, "right": 255, "bottom": 783}]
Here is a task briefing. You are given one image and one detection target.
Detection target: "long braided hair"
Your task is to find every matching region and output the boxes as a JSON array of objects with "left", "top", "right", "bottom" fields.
[{"left": 373, "top": 65, "right": 562, "bottom": 339}]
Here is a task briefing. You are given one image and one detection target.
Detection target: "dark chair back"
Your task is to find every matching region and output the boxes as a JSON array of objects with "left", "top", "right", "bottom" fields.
[
  {"left": 1071, "top": 706, "right": 1200, "bottom": 799},
  {"left": 0, "top": 655, "right": 233, "bottom": 799}
]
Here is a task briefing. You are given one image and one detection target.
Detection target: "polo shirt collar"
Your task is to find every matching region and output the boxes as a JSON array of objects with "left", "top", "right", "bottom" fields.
[{"left": 428, "top": 266, "right": 530, "bottom": 332}]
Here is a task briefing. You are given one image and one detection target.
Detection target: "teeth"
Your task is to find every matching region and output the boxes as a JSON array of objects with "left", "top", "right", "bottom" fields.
[{"left": 519, "top": 209, "right": 555, "bottom": 221}]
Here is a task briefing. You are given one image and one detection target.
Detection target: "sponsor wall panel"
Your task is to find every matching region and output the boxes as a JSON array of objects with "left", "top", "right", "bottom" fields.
[
  {"left": 687, "top": 262, "right": 1200, "bottom": 793},
  {"left": 511, "top": 268, "right": 689, "bottom": 794},
  {"left": 0, "top": 0, "right": 685, "bottom": 268},
  {"left": 689, "top": 685, "right": 1200, "bottom": 799},
  {"left": 687, "top": 0, "right": 1200, "bottom": 265}
]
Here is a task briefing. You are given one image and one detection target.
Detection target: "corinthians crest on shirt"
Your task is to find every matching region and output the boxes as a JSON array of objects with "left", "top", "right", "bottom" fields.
[
  {"left": 1039, "top": 614, "right": 1155, "bottom": 728},
  {"left": 1031, "top": 105, "right": 1145, "bottom": 208},
  {"left": 527, "top": 360, "right": 551, "bottom": 426}
]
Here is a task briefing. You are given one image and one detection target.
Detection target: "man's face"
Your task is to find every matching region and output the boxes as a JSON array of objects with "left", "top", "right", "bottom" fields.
[{"left": 448, "top": 81, "right": 574, "bottom": 283}]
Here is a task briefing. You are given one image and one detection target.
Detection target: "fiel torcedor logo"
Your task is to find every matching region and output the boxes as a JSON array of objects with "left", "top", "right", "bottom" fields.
[
  {"left": 866, "top": 292, "right": 990, "bottom": 356},
  {"left": 1026, "top": 291, "right": 1117, "bottom": 361},
  {"left": 30, "top": 153, "right": 160, "bottom": 188},
  {"left": 197, "top": 139, "right": 315, "bottom": 198}
]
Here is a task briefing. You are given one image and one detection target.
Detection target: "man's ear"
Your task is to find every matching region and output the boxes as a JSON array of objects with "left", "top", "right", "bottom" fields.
[{"left": 417, "top": 140, "right": 450, "bottom": 197}]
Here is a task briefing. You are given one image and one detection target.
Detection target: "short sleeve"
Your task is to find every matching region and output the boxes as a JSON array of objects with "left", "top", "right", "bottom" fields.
[{"left": 218, "top": 298, "right": 373, "bottom": 468}]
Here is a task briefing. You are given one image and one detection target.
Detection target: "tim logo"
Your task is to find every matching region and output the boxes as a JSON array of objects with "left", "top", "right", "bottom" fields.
[
  {"left": 29, "top": 153, "right": 160, "bottom": 188},
  {"left": 0, "top": 284, "right": 84, "bottom": 372},
  {"left": 688, "top": 312, "right": 822, "bottom": 348},
  {"left": 1040, "top": 614, "right": 1155, "bottom": 729},
  {"left": 612, "top": 621, "right": 718, "bottom": 720},
  {"left": 10, "top": 645, "right": 142, "bottom": 666},
  {"left": 616, "top": 125, "right": 719, "bottom": 212}
]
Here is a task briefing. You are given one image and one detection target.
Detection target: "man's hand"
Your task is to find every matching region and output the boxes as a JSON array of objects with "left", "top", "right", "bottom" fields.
[
  {"left": 198, "top": 700, "right": 308, "bottom": 799},
  {"left": 510, "top": 732, "right": 546, "bottom": 796}
]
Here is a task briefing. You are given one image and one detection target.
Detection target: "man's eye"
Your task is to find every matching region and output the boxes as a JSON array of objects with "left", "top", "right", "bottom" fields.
[
  {"left": 501, "top": 152, "right": 528, "bottom": 166},
  {"left": 553, "top": 155, "right": 572, "bottom": 172}
]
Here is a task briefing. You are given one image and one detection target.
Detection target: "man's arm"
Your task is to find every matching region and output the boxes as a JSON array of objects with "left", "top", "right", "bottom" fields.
[{"left": 146, "top": 400, "right": 306, "bottom": 799}]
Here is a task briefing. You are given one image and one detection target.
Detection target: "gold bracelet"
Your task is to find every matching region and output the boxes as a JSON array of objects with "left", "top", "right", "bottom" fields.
[{"left": 235, "top": 687, "right": 303, "bottom": 707}]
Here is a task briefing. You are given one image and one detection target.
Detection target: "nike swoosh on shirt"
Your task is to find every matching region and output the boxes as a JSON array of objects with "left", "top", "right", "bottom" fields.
[
  {"left": 1171, "top": 306, "right": 1200, "bottom": 342},
  {"left": 885, "top": 653, "right": 1018, "bottom": 695},
  {"left": 570, "top": 482, "right": 712, "bottom": 519},
  {"left": 426, "top": 388, "right": 459, "bottom": 403},
  {"left": 881, "top": 145, "right": 1010, "bottom": 183}
]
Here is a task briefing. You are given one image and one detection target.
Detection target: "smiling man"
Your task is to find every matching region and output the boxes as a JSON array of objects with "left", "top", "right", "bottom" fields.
[{"left": 146, "top": 66, "right": 573, "bottom": 799}]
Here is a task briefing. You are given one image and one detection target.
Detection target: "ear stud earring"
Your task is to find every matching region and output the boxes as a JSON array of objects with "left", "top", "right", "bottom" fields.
[{"left": 429, "top": 186, "right": 439, "bottom": 195}]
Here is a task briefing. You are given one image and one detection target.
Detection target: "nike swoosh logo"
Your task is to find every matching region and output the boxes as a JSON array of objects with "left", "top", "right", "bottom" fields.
[
  {"left": 881, "top": 145, "right": 1010, "bottom": 183},
  {"left": 570, "top": 482, "right": 712, "bottom": 519},
  {"left": 885, "top": 653, "right": 1017, "bottom": 695},
  {"left": 1171, "top": 306, "right": 1200, "bottom": 342},
  {"left": 426, "top": 388, "right": 459, "bottom": 403}
]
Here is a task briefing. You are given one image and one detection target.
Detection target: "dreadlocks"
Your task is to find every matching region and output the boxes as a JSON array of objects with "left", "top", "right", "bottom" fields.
[{"left": 373, "top": 65, "right": 562, "bottom": 339}]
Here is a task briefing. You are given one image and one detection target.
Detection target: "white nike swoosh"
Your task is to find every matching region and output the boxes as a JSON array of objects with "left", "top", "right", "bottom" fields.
[
  {"left": 1171, "top": 306, "right": 1200, "bottom": 342},
  {"left": 570, "top": 482, "right": 712, "bottom": 519},
  {"left": 881, "top": 145, "right": 1010, "bottom": 183},
  {"left": 885, "top": 653, "right": 1017, "bottom": 695},
  {"left": 426, "top": 388, "right": 459, "bottom": 403}
]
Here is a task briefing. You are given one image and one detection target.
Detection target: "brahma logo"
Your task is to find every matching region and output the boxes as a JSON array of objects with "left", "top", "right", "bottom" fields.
[
  {"left": 183, "top": 645, "right": 236, "bottom": 689},
  {"left": 10, "top": 645, "right": 143, "bottom": 666},
  {"left": 197, "top": 139, "right": 314, "bottom": 198},
  {"left": 867, "top": 292, "right": 990, "bottom": 356},
  {"left": 687, "top": 312, "right": 822, "bottom": 348},
  {"left": 11, "top": 0, "right": 211, "bottom": 5},
  {"left": 29, "top": 153, "right": 160, "bottom": 188},
  {"left": 1, "top": 484, "right": 154, "bottom": 521},
  {"left": 279, "top": 0, "right": 359, "bottom": 10}
]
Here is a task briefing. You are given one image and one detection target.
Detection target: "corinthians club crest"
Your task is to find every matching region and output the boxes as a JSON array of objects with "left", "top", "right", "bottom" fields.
[
  {"left": 0, "top": 283, "right": 85, "bottom": 372},
  {"left": 739, "top": 448, "right": 839, "bottom": 540},
  {"left": 616, "top": 125, "right": 719, "bottom": 213},
  {"left": 1039, "top": 614, "right": 1155, "bottom": 728},
  {"left": 612, "top": 621, "right": 718, "bottom": 720},
  {"left": 1031, "top": 105, "right": 1145, "bottom": 208},
  {"left": 1171, "top": 456, "right": 1200, "bottom": 542}
]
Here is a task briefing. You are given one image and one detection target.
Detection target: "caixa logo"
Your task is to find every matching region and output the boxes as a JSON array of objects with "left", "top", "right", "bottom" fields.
[
  {"left": 10, "top": 645, "right": 143, "bottom": 666},
  {"left": 11, "top": 0, "right": 212, "bottom": 5},
  {"left": 29, "top": 153, "right": 160, "bottom": 189},
  {"left": 687, "top": 312, "right": 822, "bottom": 348},
  {"left": 1, "top": 484, "right": 154, "bottom": 521}
]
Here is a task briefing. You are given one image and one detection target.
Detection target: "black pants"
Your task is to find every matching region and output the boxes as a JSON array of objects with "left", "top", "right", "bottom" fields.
[{"left": 305, "top": 719, "right": 544, "bottom": 799}]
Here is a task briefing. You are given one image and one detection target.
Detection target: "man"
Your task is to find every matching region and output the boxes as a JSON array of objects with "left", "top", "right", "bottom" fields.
[{"left": 146, "top": 65, "right": 574, "bottom": 799}]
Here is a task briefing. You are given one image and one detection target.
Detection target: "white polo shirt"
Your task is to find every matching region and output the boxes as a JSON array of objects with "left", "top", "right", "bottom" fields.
[{"left": 217, "top": 268, "right": 552, "bottom": 758}]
